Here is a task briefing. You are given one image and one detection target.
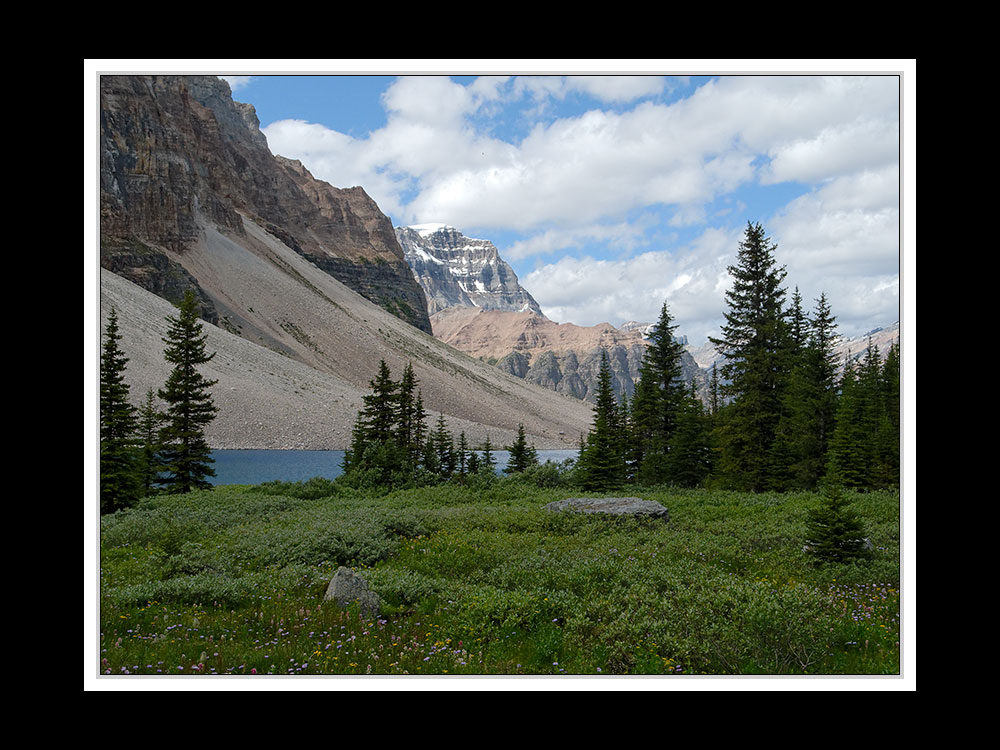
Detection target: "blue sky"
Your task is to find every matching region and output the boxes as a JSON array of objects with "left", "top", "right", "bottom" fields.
[{"left": 214, "top": 66, "right": 908, "bottom": 347}]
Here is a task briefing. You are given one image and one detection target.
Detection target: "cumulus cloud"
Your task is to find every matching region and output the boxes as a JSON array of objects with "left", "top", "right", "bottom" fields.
[
  {"left": 259, "top": 73, "right": 901, "bottom": 341},
  {"left": 513, "top": 75, "right": 670, "bottom": 104},
  {"left": 221, "top": 76, "right": 254, "bottom": 92},
  {"left": 524, "top": 226, "right": 740, "bottom": 342}
]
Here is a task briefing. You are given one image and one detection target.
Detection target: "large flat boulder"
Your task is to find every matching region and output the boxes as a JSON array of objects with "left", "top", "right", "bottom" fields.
[{"left": 544, "top": 497, "right": 669, "bottom": 521}]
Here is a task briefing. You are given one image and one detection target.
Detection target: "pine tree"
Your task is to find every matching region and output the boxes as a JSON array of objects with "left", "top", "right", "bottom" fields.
[
  {"left": 803, "top": 482, "right": 871, "bottom": 565},
  {"left": 342, "top": 360, "right": 427, "bottom": 489},
  {"left": 479, "top": 435, "right": 496, "bottom": 475},
  {"left": 630, "top": 301, "right": 687, "bottom": 485},
  {"left": 825, "top": 356, "right": 871, "bottom": 489},
  {"left": 135, "top": 388, "right": 164, "bottom": 497},
  {"left": 708, "top": 222, "right": 791, "bottom": 491},
  {"left": 100, "top": 306, "right": 140, "bottom": 513},
  {"left": 875, "top": 342, "right": 901, "bottom": 488},
  {"left": 361, "top": 360, "right": 399, "bottom": 445},
  {"left": 396, "top": 363, "right": 421, "bottom": 461},
  {"left": 157, "top": 290, "right": 218, "bottom": 494},
  {"left": 504, "top": 423, "right": 539, "bottom": 474},
  {"left": 431, "top": 414, "right": 455, "bottom": 477},
  {"left": 664, "top": 379, "right": 713, "bottom": 487},
  {"left": 770, "top": 292, "right": 841, "bottom": 490},
  {"left": 576, "top": 350, "right": 625, "bottom": 490},
  {"left": 708, "top": 362, "right": 720, "bottom": 418},
  {"left": 456, "top": 431, "right": 469, "bottom": 482}
]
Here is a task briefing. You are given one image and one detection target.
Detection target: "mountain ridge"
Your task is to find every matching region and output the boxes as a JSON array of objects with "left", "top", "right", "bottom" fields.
[
  {"left": 100, "top": 74, "right": 432, "bottom": 334},
  {"left": 97, "top": 75, "right": 593, "bottom": 450},
  {"left": 396, "top": 224, "right": 544, "bottom": 317}
]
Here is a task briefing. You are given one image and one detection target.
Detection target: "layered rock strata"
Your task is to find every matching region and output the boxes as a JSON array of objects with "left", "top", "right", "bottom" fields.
[{"left": 99, "top": 74, "right": 431, "bottom": 333}]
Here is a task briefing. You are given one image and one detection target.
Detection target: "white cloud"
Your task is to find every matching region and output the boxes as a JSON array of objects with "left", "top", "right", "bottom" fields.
[
  {"left": 221, "top": 76, "right": 254, "bottom": 92},
  {"left": 524, "top": 226, "right": 740, "bottom": 342},
  {"left": 258, "top": 73, "right": 901, "bottom": 340}
]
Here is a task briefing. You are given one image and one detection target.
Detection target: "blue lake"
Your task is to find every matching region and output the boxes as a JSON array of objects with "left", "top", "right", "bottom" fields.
[{"left": 208, "top": 449, "right": 578, "bottom": 486}]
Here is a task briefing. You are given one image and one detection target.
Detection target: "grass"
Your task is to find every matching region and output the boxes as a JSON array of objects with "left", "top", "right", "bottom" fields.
[{"left": 97, "top": 479, "right": 901, "bottom": 677}]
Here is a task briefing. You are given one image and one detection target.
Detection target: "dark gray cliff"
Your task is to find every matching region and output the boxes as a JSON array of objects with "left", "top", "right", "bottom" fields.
[{"left": 99, "top": 74, "right": 431, "bottom": 334}]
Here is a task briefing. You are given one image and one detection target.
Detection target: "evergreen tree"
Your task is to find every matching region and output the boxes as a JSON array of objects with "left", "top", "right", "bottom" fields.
[
  {"left": 361, "top": 360, "right": 399, "bottom": 445},
  {"left": 157, "top": 290, "right": 219, "bottom": 494},
  {"left": 342, "top": 360, "right": 427, "bottom": 489},
  {"left": 803, "top": 482, "right": 871, "bottom": 565},
  {"left": 825, "top": 355, "right": 871, "bottom": 489},
  {"left": 456, "top": 431, "right": 470, "bottom": 482},
  {"left": 504, "top": 423, "right": 539, "bottom": 474},
  {"left": 100, "top": 306, "right": 140, "bottom": 513},
  {"left": 708, "top": 222, "right": 791, "bottom": 491},
  {"left": 479, "top": 435, "right": 496, "bottom": 475},
  {"left": 431, "top": 414, "right": 455, "bottom": 477},
  {"left": 630, "top": 301, "right": 687, "bottom": 484},
  {"left": 135, "top": 388, "right": 164, "bottom": 497},
  {"left": 576, "top": 350, "right": 625, "bottom": 490},
  {"left": 708, "top": 362, "right": 720, "bottom": 418},
  {"left": 875, "top": 342, "right": 901, "bottom": 488},
  {"left": 770, "top": 292, "right": 841, "bottom": 490},
  {"left": 396, "top": 363, "right": 422, "bottom": 462},
  {"left": 663, "top": 379, "right": 713, "bottom": 487}
]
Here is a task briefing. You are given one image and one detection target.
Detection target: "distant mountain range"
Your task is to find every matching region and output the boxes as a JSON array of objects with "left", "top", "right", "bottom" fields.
[
  {"left": 398, "top": 232, "right": 705, "bottom": 403},
  {"left": 398, "top": 224, "right": 897, "bottom": 405}
]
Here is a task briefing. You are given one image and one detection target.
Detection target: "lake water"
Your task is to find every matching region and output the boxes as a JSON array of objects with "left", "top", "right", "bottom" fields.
[{"left": 208, "top": 449, "right": 578, "bottom": 486}]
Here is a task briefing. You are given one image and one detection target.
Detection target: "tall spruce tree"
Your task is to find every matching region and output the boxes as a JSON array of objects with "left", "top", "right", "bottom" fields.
[
  {"left": 396, "top": 363, "right": 422, "bottom": 462},
  {"left": 157, "top": 290, "right": 219, "bottom": 494},
  {"left": 708, "top": 222, "right": 790, "bottom": 491},
  {"left": 630, "top": 301, "right": 687, "bottom": 485},
  {"left": 504, "top": 423, "right": 539, "bottom": 474},
  {"left": 825, "top": 355, "right": 871, "bottom": 489},
  {"left": 576, "top": 350, "right": 625, "bottom": 490},
  {"left": 663, "top": 379, "right": 713, "bottom": 487},
  {"left": 479, "top": 435, "right": 496, "bottom": 475},
  {"left": 456, "top": 431, "right": 470, "bottom": 482},
  {"left": 771, "top": 292, "right": 840, "bottom": 490},
  {"left": 430, "top": 414, "right": 455, "bottom": 478},
  {"left": 342, "top": 360, "right": 422, "bottom": 489},
  {"left": 875, "top": 342, "right": 901, "bottom": 488},
  {"left": 135, "top": 388, "right": 164, "bottom": 498},
  {"left": 100, "top": 306, "right": 140, "bottom": 513}
]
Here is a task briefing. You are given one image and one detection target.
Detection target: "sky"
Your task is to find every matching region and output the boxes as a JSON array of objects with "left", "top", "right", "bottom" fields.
[{"left": 208, "top": 64, "right": 911, "bottom": 348}]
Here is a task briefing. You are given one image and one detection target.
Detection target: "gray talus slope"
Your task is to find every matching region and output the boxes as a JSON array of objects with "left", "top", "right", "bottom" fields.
[{"left": 99, "top": 211, "right": 593, "bottom": 450}]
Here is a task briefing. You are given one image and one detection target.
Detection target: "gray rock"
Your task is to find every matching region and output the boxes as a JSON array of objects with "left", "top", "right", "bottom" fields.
[
  {"left": 544, "top": 497, "right": 669, "bottom": 521},
  {"left": 323, "top": 566, "right": 381, "bottom": 618}
]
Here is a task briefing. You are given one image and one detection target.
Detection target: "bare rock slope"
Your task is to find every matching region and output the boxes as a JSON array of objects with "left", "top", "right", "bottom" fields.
[{"left": 100, "top": 216, "right": 593, "bottom": 450}]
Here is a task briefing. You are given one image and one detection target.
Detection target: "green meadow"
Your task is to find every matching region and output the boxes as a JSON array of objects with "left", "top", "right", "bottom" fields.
[{"left": 98, "top": 477, "right": 901, "bottom": 677}]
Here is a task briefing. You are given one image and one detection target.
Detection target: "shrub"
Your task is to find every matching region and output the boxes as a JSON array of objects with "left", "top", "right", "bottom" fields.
[{"left": 803, "top": 483, "right": 872, "bottom": 565}]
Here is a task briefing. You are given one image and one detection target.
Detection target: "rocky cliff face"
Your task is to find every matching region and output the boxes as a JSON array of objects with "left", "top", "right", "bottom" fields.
[
  {"left": 396, "top": 224, "right": 544, "bottom": 317},
  {"left": 431, "top": 307, "right": 704, "bottom": 404},
  {"left": 99, "top": 75, "right": 431, "bottom": 334}
]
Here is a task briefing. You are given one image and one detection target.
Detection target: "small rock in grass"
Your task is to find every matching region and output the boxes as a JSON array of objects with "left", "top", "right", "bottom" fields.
[{"left": 324, "top": 566, "right": 381, "bottom": 618}]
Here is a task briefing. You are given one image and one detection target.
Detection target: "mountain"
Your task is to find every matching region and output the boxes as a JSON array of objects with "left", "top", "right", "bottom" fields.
[
  {"left": 396, "top": 224, "right": 544, "bottom": 317},
  {"left": 685, "top": 321, "right": 901, "bottom": 374},
  {"left": 97, "top": 75, "right": 593, "bottom": 450},
  {"left": 396, "top": 223, "right": 704, "bottom": 404},
  {"left": 100, "top": 74, "right": 432, "bottom": 334},
  {"left": 430, "top": 307, "right": 704, "bottom": 403}
]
